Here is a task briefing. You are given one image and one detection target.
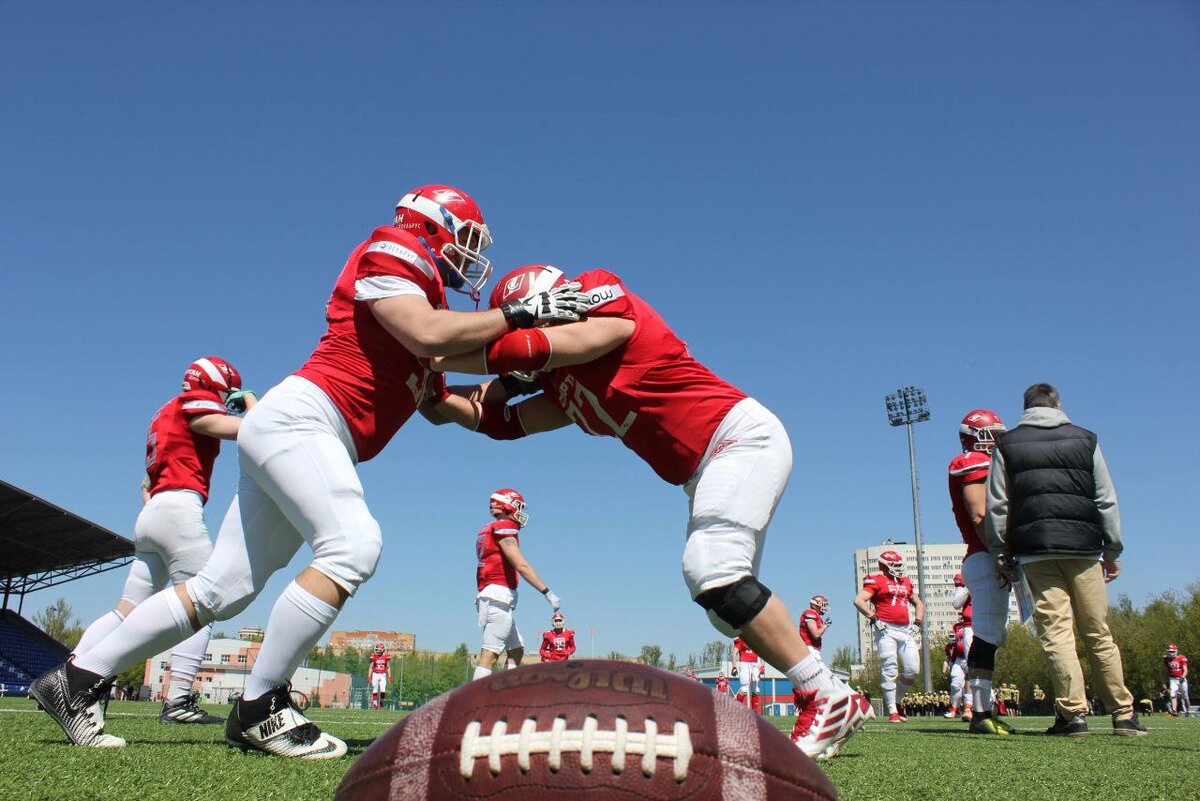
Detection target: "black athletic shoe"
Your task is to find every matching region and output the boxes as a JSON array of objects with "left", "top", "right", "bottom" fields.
[
  {"left": 1112, "top": 714, "right": 1148, "bottom": 736},
  {"left": 225, "top": 685, "right": 346, "bottom": 759},
  {"left": 160, "top": 691, "right": 223, "bottom": 724},
  {"left": 31, "top": 663, "right": 125, "bottom": 747},
  {"left": 1045, "top": 714, "right": 1089, "bottom": 736}
]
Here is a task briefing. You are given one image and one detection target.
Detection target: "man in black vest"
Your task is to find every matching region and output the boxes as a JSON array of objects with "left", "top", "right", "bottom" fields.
[{"left": 984, "top": 383, "right": 1146, "bottom": 737}]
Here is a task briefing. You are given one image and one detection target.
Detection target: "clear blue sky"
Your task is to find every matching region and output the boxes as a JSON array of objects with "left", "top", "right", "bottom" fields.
[{"left": 2, "top": 3, "right": 1197, "bottom": 663}]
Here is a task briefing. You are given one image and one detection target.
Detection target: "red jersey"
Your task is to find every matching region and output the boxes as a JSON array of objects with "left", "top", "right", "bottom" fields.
[
  {"left": 715, "top": 677, "right": 730, "bottom": 694},
  {"left": 948, "top": 451, "right": 992, "bottom": 556},
  {"left": 1165, "top": 654, "right": 1188, "bottom": 678},
  {"left": 799, "top": 609, "right": 824, "bottom": 650},
  {"left": 960, "top": 601, "right": 973, "bottom": 626},
  {"left": 943, "top": 640, "right": 958, "bottom": 663},
  {"left": 862, "top": 572, "right": 914, "bottom": 626},
  {"left": 539, "top": 629, "right": 576, "bottom": 662},
  {"left": 538, "top": 270, "right": 746, "bottom": 485},
  {"left": 295, "top": 226, "right": 447, "bottom": 463},
  {"left": 733, "top": 637, "right": 759, "bottom": 663},
  {"left": 949, "top": 623, "right": 967, "bottom": 660},
  {"left": 144, "top": 391, "right": 228, "bottom": 501},
  {"left": 476, "top": 518, "right": 520, "bottom": 592},
  {"left": 369, "top": 652, "right": 390, "bottom": 675}
]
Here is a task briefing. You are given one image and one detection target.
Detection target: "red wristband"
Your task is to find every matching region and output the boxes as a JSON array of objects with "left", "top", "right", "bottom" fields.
[{"left": 484, "top": 328, "right": 551, "bottom": 374}]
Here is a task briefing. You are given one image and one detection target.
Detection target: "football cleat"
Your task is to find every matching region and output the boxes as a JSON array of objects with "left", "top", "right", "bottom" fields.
[
  {"left": 968, "top": 715, "right": 1012, "bottom": 736},
  {"left": 943, "top": 707, "right": 958, "bottom": 719},
  {"left": 31, "top": 664, "right": 125, "bottom": 748},
  {"left": 888, "top": 712, "right": 903, "bottom": 723},
  {"left": 225, "top": 684, "right": 347, "bottom": 759},
  {"left": 962, "top": 708, "right": 974, "bottom": 721},
  {"left": 795, "top": 685, "right": 870, "bottom": 761},
  {"left": 160, "top": 691, "right": 223, "bottom": 724}
]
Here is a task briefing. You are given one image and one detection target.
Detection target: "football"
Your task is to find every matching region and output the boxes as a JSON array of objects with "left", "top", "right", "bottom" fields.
[{"left": 336, "top": 659, "right": 837, "bottom": 800}]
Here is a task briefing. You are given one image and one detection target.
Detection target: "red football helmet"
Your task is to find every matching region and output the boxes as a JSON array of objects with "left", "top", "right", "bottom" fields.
[
  {"left": 1167, "top": 643, "right": 1179, "bottom": 657},
  {"left": 953, "top": 573, "right": 964, "bottom": 588},
  {"left": 182, "top": 357, "right": 241, "bottom": 403},
  {"left": 394, "top": 184, "right": 492, "bottom": 299},
  {"left": 374, "top": 643, "right": 385, "bottom": 655},
  {"left": 490, "top": 488, "right": 528, "bottom": 527},
  {"left": 878, "top": 550, "right": 905, "bottom": 579},
  {"left": 551, "top": 613, "right": 565, "bottom": 628},
  {"left": 959, "top": 409, "right": 1006, "bottom": 453},
  {"left": 810, "top": 595, "right": 829, "bottom": 615},
  {"left": 487, "top": 264, "right": 567, "bottom": 311}
]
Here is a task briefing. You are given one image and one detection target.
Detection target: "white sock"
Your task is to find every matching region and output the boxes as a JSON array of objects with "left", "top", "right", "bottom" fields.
[
  {"left": 884, "top": 688, "right": 898, "bottom": 713},
  {"left": 243, "top": 581, "right": 339, "bottom": 702},
  {"left": 473, "top": 666, "right": 492, "bottom": 681},
  {"left": 167, "top": 624, "right": 213, "bottom": 702},
  {"left": 786, "top": 653, "right": 834, "bottom": 693},
  {"left": 74, "top": 589, "right": 194, "bottom": 678},
  {"left": 504, "top": 661, "right": 518, "bottom": 670},
  {"left": 73, "top": 610, "right": 126, "bottom": 659},
  {"left": 971, "top": 677, "right": 993, "bottom": 714}
]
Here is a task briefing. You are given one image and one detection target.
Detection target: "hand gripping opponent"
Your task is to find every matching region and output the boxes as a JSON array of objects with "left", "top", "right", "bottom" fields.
[{"left": 500, "top": 281, "right": 589, "bottom": 329}]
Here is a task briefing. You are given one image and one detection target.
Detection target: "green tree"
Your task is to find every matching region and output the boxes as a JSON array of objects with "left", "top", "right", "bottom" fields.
[
  {"left": 639, "top": 644, "right": 663, "bottom": 668},
  {"left": 666, "top": 653, "right": 678, "bottom": 671},
  {"left": 699, "top": 640, "right": 728, "bottom": 667},
  {"left": 830, "top": 645, "right": 854, "bottom": 675},
  {"left": 33, "top": 598, "right": 83, "bottom": 648},
  {"left": 116, "top": 662, "right": 145, "bottom": 697}
]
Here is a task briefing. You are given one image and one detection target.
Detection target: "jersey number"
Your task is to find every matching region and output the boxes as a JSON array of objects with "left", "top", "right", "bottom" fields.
[{"left": 561, "top": 380, "right": 637, "bottom": 438}]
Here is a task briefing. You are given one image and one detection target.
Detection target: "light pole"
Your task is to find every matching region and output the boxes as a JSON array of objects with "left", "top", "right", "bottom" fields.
[{"left": 885, "top": 386, "right": 933, "bottom": 692}]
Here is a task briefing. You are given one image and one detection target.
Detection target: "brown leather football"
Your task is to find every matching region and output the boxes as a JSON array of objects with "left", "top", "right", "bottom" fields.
[{"left": 336, "top": 659, "right": 837, "bottom": 800}]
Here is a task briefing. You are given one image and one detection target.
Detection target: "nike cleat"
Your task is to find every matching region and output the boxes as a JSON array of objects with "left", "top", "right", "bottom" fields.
[{"left": 225, "top": 685, "right": 346, "bottom": 759}]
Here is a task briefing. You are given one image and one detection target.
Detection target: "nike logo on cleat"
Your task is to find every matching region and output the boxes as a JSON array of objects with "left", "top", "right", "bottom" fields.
[{"left": 258, "top": 712, "right": 288, "bottom": 740}]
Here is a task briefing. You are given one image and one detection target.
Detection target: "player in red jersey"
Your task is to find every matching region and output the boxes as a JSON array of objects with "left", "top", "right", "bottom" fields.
[
  {"left": 68, "top": 358, "right": 254, "bottom": 738},
  {"left": 425, "top": 264, "right": 869, "bottom": 761},
  {"left": 942, "top": 623, "right": 972, "bottom": 719},
  {"left": 367, "top": 643, "right": 390, "bottom": 710},
  {"left": 38, "top": 187, "right": 589, "bottom": 757},
  {"left": 539, "top": 613, "right": 576, "bottom": 663},
  {"left": 790, "top": 595, "right": 833, "bottom": 740},
  {"left": 948, "top": 408, "right": 1015, "bottom": 735},
  {"left": 854, "top": 550, "right": 925, "bottom": 722},
  {"left": 473, "top": 488, "right": 561, "bottom": 680},
  {"left": 715, "top": 671, "right": 731, "bottom": 695},
  {"left": 1165, "top": 644, "right": 1190, "bottom": 715},
  {"left": 733, "top": 636, "right": 765, "bottom": 710}
]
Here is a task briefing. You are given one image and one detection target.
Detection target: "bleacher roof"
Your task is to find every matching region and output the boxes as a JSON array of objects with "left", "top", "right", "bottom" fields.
[{"left": 0, "top": 480, "right": 134, "bottom": 596}]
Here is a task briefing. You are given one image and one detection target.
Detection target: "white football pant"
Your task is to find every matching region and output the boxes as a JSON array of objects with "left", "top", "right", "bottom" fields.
[
  {"left": 185, "top": 376, "right": 383, "bottom": 623},
  {"left": 961, "top": 551, "right": 1010, "bottom": 646},
  {"left": 876, "top": 624, "right": 920, "bottom": 713},
  {"left": 682, "top": 398, "right": 792, "bottom": 636},
  {"left": 949, "top": 660, "right": 968, "bottom": 709},
  {"left": 737, "top": 660, "right": 762, "bottom": 697},
  {"left": 478, "top": 596, "right": 524, "bottom": 655},
  {"left": 121, "top": 490, "right": 213, "bottom": 603},
  {"left": 370, "top": 673, "right": 387, "bottom": 694}
]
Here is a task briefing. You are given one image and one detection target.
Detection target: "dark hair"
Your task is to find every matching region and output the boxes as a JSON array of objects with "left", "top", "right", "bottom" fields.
[{"left": 1023, "top": 383, "right": 1061, "bottom": 409}]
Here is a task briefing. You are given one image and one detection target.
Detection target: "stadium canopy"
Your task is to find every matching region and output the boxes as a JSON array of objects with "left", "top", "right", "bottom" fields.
[{"left": 0, "top": 479, "right": 133, "bottom": 612}]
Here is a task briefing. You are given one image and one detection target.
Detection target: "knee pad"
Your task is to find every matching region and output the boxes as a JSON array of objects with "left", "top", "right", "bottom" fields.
[
  {"left": 311, "top": 518, "right": 383, "bottom": 595},
  {"left": 967, "top": 637, "right": 997, "bottom": 672},
  {"left": 694, "top": 576, "right": 772, "bottom": 635}
]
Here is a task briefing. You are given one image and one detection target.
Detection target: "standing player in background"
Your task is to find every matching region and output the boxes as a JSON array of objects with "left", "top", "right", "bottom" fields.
[
  {"left": 424, "top": 263, "right": 869, "bottom": 761},
  {"left": 367, "top": 643, "right": 390, "bottom": 710},
  {"left": 539, "top": 614, "right": 576, "bottom": 663},
  {"left": 61, "top": 358, "right": 254, "bottom": 743},
  {"left": 733, "top": 636, "right": 765, "bottom": 710},
  {"left": 943, "top": 626, "right": 970, "bottom": 719},
  {"left": 715, "top": 671, "right": 731, "bottom": 696},
  {"left": 791, "top": 595, "right": 832, "bottom": 742},
  {"left": 34, "top": 186, "right": 590, "bottom": 757},
  {"left": 473, "top": 489, "right": 561, "bottom": 680},
  {"left": 1165, "top": 644, "right": 1189, "bottom": 715},
  {"left": 855, "top": 550, "right": 925, "bottom": 723},
  {"left": 949, "top": 409, "right": 1014, "bottom": 735}
]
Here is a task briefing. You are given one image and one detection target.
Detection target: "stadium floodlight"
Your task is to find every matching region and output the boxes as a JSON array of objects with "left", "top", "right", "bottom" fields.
[{"left": 884, "top": 386, "right": 933, "bottom": 692}]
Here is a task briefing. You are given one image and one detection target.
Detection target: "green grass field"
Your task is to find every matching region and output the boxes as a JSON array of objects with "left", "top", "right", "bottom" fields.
[{"left": 2, "top": 698, "right": 1197, "bottom": 800}]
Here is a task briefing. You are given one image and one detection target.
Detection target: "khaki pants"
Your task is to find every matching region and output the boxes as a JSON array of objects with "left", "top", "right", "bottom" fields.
[{"left": 1023, "top": 558, "right": 1133, "bottom": 720}]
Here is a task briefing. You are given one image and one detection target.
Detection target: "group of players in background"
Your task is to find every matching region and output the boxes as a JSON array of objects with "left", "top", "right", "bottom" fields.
[{"left": 32, "top": 182, "right": 874, "bottom": 764}]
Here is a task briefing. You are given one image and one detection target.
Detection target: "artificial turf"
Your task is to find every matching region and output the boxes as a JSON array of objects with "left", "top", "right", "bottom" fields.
[{"left": 1, "top": 697, "right": 1197, "bottom": 800}]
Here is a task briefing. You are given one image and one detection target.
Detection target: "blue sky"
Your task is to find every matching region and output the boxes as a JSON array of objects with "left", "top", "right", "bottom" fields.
[{"left": 2, "top": 3, "right": 1197, "bottom": 663}]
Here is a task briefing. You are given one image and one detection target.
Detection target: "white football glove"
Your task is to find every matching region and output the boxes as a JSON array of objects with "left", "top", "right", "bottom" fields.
[
  {"left": 909, "top": 619, "right": 924, "bottom": 638},
  {"left": 543, "top": 589, "right": 561, "bottom": 611},
  {"left": 500, "top": 282, "right": 589, "bottom": 329},
  {"left": 871, "top": 617, "right": 888, "bottom": 633}
]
